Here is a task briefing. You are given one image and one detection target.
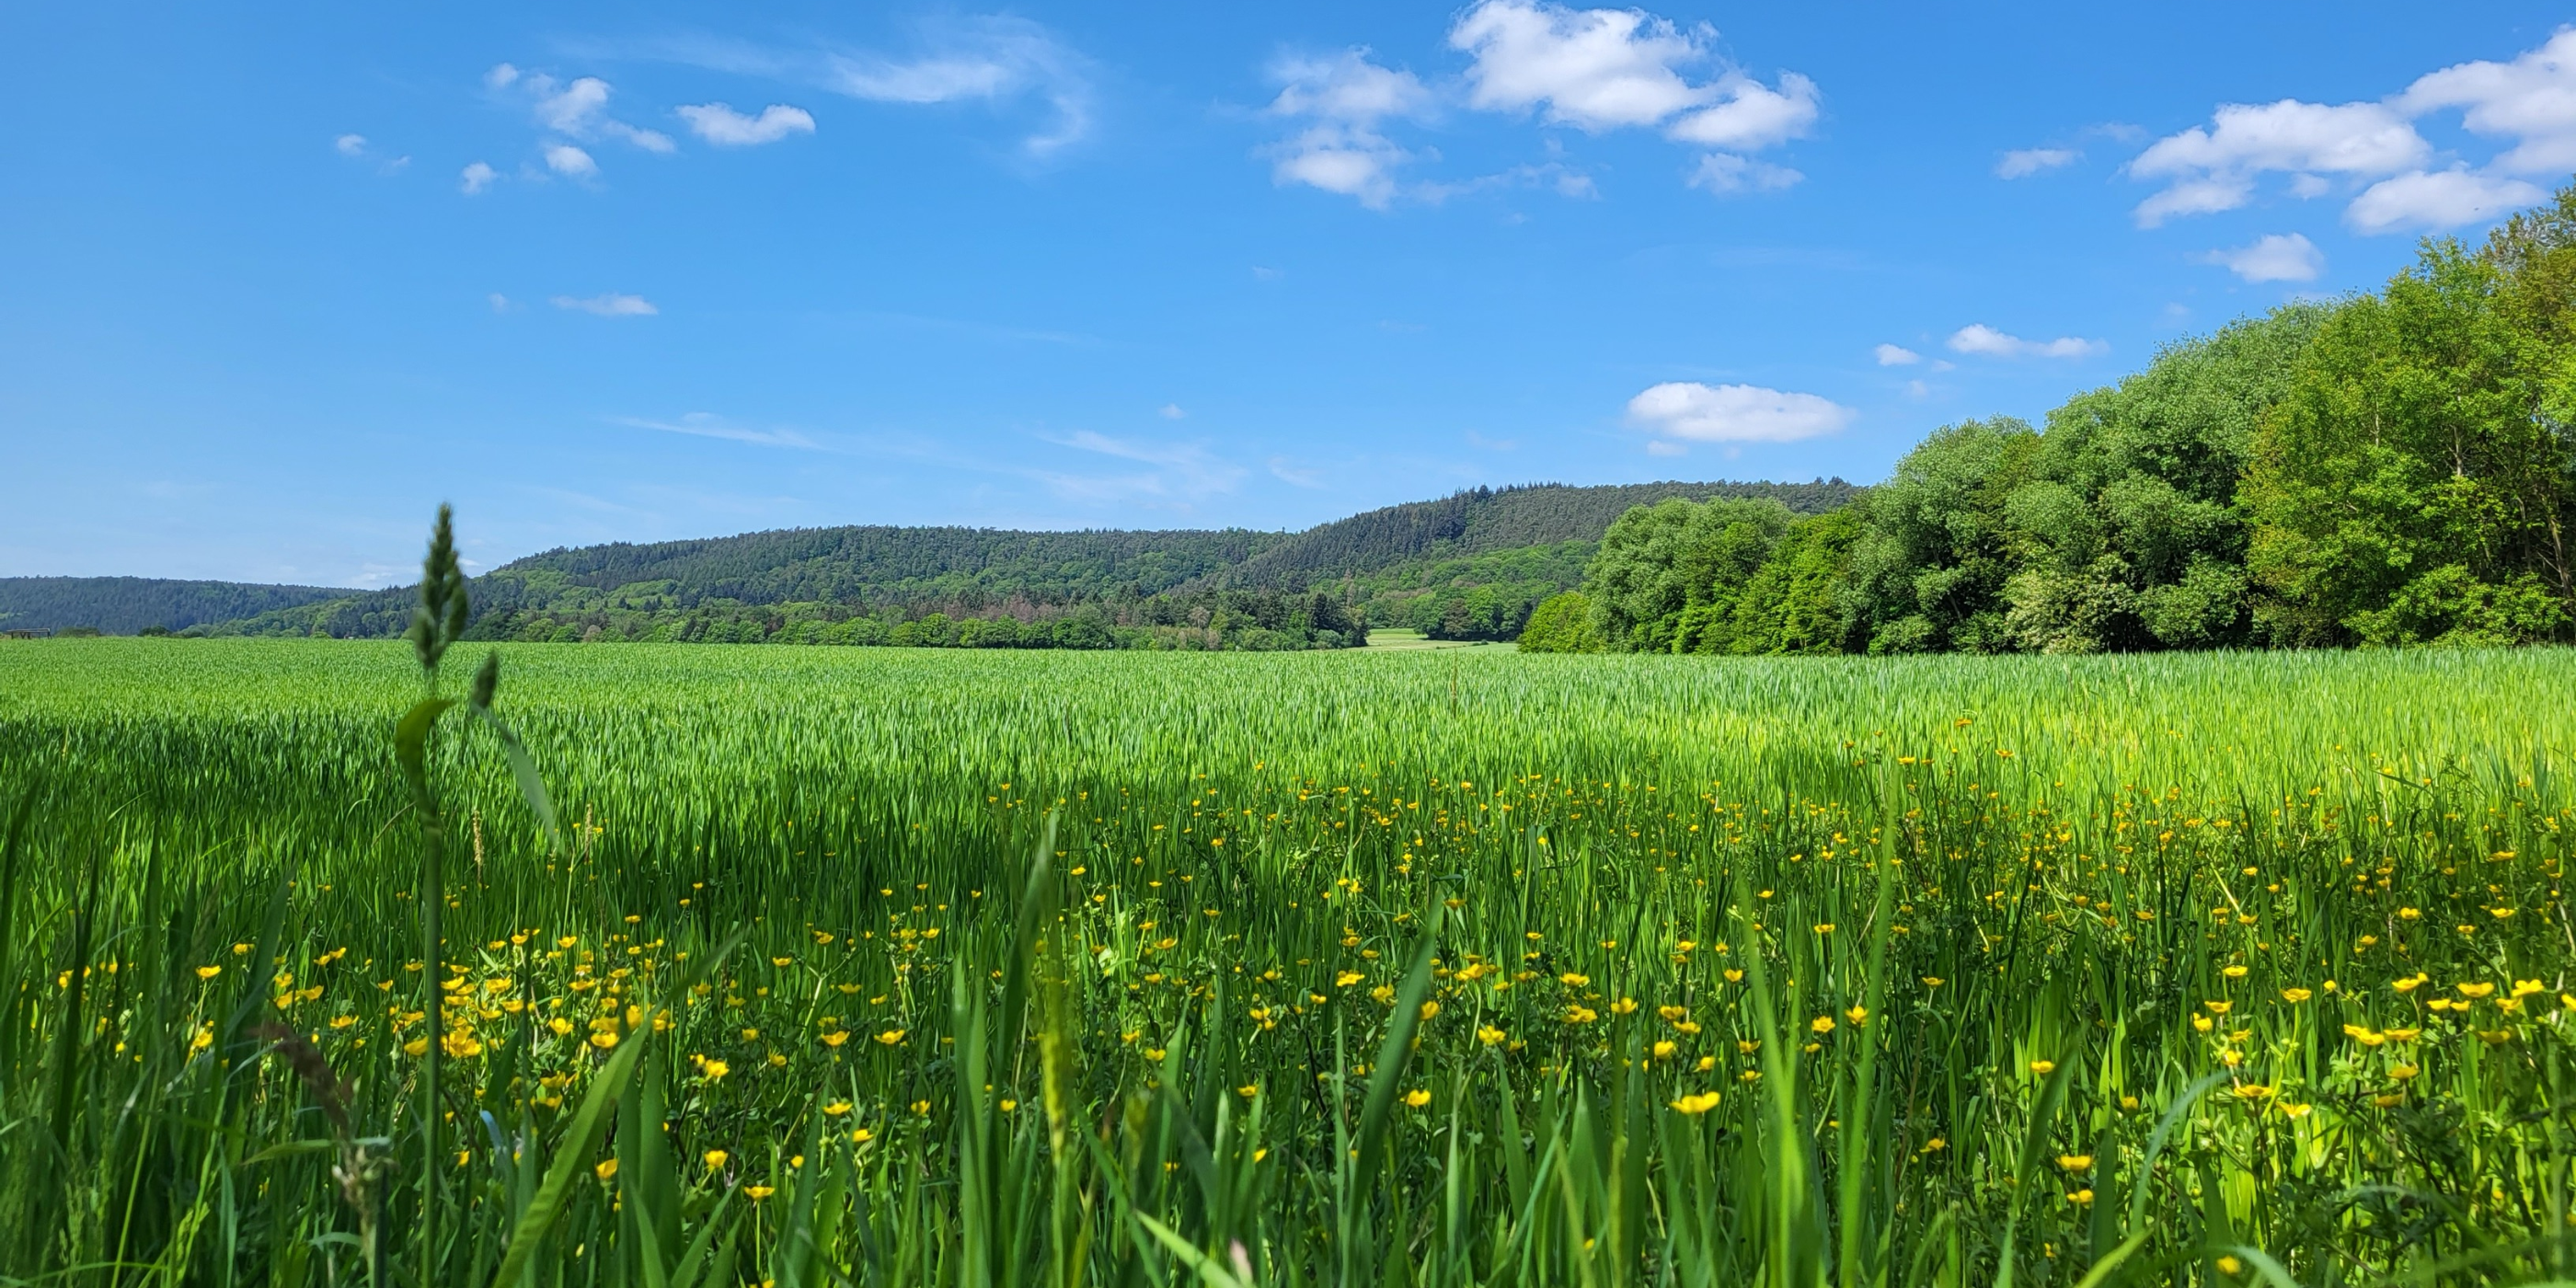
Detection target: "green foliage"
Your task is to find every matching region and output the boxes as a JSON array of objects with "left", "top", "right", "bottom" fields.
[
  {"left": 1340, "top": 542, "right": 1595, "bottom": 641},
  {"left": 1514, "top": 590, "right": 1604, "bottom": 652},
  {"left": 1207, "top": 480, "right": 1857, "bottom": 592},
  {"left": 1583, "top": 498, "right": 1797, "bottom": 652},
  {"left": 1843, "top": 417, "right": 2045, "bottom": 654},
  {"left": 2247, "top": 236, "right": 2576, "bottom": 646},
  {"left": 1998, "top": 306, "right": 2323, "bottom": 652},
  {"left": 1724, "top": 508, "right": 1865, "bottom": 655}
]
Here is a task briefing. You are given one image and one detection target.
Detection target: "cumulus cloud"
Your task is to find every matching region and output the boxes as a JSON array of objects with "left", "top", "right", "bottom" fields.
[
  {"left": 2346, "top": 167, "right": 2547, "bottom": 234},
  {"left": 1626, "top": 382, "right": 1854, "bottom": 443},
  {"left": 1874, "top": 343, "right": 1920, "bottom": 366},
  {"left": 677, "top": 102, "right": 817, "bottom": 145},
  {"left": 1261, "top": 51, "right": 1433, "bottom": 208},
  {"left": 2398, "top": 30, "right": 2576, "bottom": 175},
  {"left": 2129, "top": 99, "right": 2426, "bottom": 225},
  {"left": 1996, "top": 146, "right": 2077, "bottom": 178},
  {"left": 544, "top": 144, "right": 598, "bottom": 178},
  {"left": 2199, "top": 232, "right": 2324, "bottom": 282},
  {"left": 1947, "top": 324, "right": 2104, "bottom": 360},
  {"left": 460, "top": 161, "right": 500, "bottom": 194},
  {"left": 1449, "top": 0, "right": 1708, "bottom": 129},
  {"left": 2130, "top": 32, "right": 2576, "bottom": 234},
  {"left": 823, "top": 17, "right": 1094, "bottom": 155},
  {"left": 552, "top": 293, "right": 657, "bottom": 316},
  {"left": 1665, "top": 73, "right": 1819, "bottom": 150},
  {"left": 1444, "top": 0, "right": 1815, "bottom": 193}
]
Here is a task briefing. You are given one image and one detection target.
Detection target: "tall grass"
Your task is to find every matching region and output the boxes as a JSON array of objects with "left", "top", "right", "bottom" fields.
[{"left": 0, "top": 638, "right": 2569, "bottom": 1284}]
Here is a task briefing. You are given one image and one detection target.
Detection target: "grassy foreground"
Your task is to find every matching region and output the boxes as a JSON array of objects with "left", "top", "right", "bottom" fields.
[{"left": 0, "top": 638, "right": 2570, "bottom": 1286}]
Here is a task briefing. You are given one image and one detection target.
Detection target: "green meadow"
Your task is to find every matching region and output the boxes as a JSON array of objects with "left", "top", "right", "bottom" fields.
[{"left": 0, "top": 638, "right": 2570, "bottom": 1285}]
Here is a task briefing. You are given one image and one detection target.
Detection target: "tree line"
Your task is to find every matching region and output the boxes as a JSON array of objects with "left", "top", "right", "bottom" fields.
[{"left": 1525, "top": 183, "right": 2576, "bottom": 655}]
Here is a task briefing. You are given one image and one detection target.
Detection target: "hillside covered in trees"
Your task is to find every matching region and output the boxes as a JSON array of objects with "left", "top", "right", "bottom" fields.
[
  {"left": 0, "top": 577, "right": 349, "bottom": 636},
  {"left": 1525, "top": 183, "right": 2576, "bottom": 656},
  {"left": 14, "top": 479, "right": 1826, "bottom": 650}
]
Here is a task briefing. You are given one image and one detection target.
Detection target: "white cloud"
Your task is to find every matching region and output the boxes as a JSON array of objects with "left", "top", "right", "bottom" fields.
[
  {"left": 2129, "top": 99, "right": 2427, "bottom": 225},
  {"left": 1270, "top": 49, "right": 1433, "bottom": 123},
  {"left": 2199, "top": 232, "right": 2324, "bottom": 282},
  {"left": 2128, "top": 34, "right": 2576, "bottom": 235},
  {"left": 484, "top": 68, "right": 675, "bottom": 179},
  {"left": 544, "top": 145, "right": 598, "bottom": 178},
  {"left": 1666, "top": 72, "right": 1819, "bottom": 150},
  {"left": 335, "top": 133, "right": 367, "bottom": 156},
  {"left": 1447, "top": 0, "right": 1820, "bottom": 154},
  {"left": 1947, "top": 324, "right": 2104, "bottom": 359},
  {"left": 1626, "top": 381, "right": 1854, "bottom": 443},
  {"left": 2345, "top": 167, "right": 2547, "bottom": 234},
  {"left": 2398, "top": 30, "right": 2576, "bottom": 175},
  {"left": 1443, "top": 0, "right": 1816, "bottom": 198},
  {"left": 459, "top": 161, "right": 500, "bottom": 194},
  {"left": 1685, "top": 152, "right": 1800, "bottom": 195},
  {"left": 552, "top": 293, "right": 656, "bottom": 316},
  {"left": 1263, "top": 51, "right": 1432, "bottom": 208},
  {"left": 1159, "top": 403, "right": 1187, "bottom": 420},
  {"left": 1996, "top": 146, "right": 2077, "bottom": 178},
  {"left": 823, "top": 17, "right": 1094, "bottom": 155},
  {"left": 677, "top": 102, "right": 817, "bottom": 145},
  {"left": 1645, "top": 439, "right": 1689, "bottom": 456},
  {"left": 535, "top": 75, "right": 611, "bottom": 133},
  {"left": 616, "top": 413, "right": 816, "bottom": 448},
  {"left": 1873, "top": 343, "right": 1920, "bottom": 366},
  {"left": 1450, "top": 0, "right": 1708, "bottom": 130},
  {"left": 488, "top": 293, "right": 512, "bottom": 312}
]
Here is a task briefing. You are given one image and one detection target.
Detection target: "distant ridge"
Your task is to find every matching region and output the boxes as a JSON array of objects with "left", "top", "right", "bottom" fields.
[
  {"left": 0, "top": 576, "right": 349, "bottom": 635},
  {"left": 5, "top": 478, "right": 1858, "bottom": 638},
  {"left": 1196, "top": 479, "right": 1857, "bottom": 591}
]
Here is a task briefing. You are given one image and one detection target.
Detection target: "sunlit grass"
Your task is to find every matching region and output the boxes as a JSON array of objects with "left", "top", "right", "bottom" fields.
[{"left": 0, "top": 638, "right": 2569, "bottom": 1284}]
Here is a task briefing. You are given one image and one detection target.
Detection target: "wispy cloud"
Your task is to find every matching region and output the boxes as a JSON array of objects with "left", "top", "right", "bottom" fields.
[
  {"left": 1873, "top": 343, "right": 1920, "bottom": 366},
  {"left": 676, "top": 102, "right": 816, "bottom": 146},
  {"left": 2198, "top": 232, "right": 2324, "bottom": 282},
  {"left": 1947, "top": 323, "right": 2104, "bottom": 359},
  {"left": 583, "top": 20, "right": 1097, "bottom": 160},
  {"left": 460, "top": 161, "right": 500, "bottom": 194},
  {"left": 552, "top": 293, "right": 657, "bottom": 316},
  {"left": 1996, "top": 146, "right": 2077, "bottom": 178},
  {"left": 1031, "top": 431, "right": 1248, "bottom": 507},
  {"left": 479, "top": 63, "right": 676, "bottom": 182},
  {"left": 613, "top": 412, "right": 819, "bottom": 449}
]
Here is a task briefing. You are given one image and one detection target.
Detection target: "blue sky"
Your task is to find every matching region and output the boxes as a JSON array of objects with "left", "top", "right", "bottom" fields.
[{"left": 6, "top": 2, "right": 2574, "bottom": 585}]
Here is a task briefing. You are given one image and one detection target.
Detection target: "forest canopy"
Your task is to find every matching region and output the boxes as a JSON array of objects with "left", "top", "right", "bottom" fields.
[{"left": 1526, "top": 181, "right": 2576, "bottom": 655}]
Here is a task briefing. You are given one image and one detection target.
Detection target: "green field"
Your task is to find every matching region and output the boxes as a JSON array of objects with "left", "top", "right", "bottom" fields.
[{"left": 0, "top": 638, "right": 2570, "bottom": 1285}]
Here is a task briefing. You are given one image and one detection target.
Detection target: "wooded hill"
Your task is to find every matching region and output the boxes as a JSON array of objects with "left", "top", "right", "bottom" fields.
[
  {"left": 0, "top": 576, "right": 349, "bottom": 636},
  {"left": 6, "top": 478, "right": 1846, "bottom": 647}
]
